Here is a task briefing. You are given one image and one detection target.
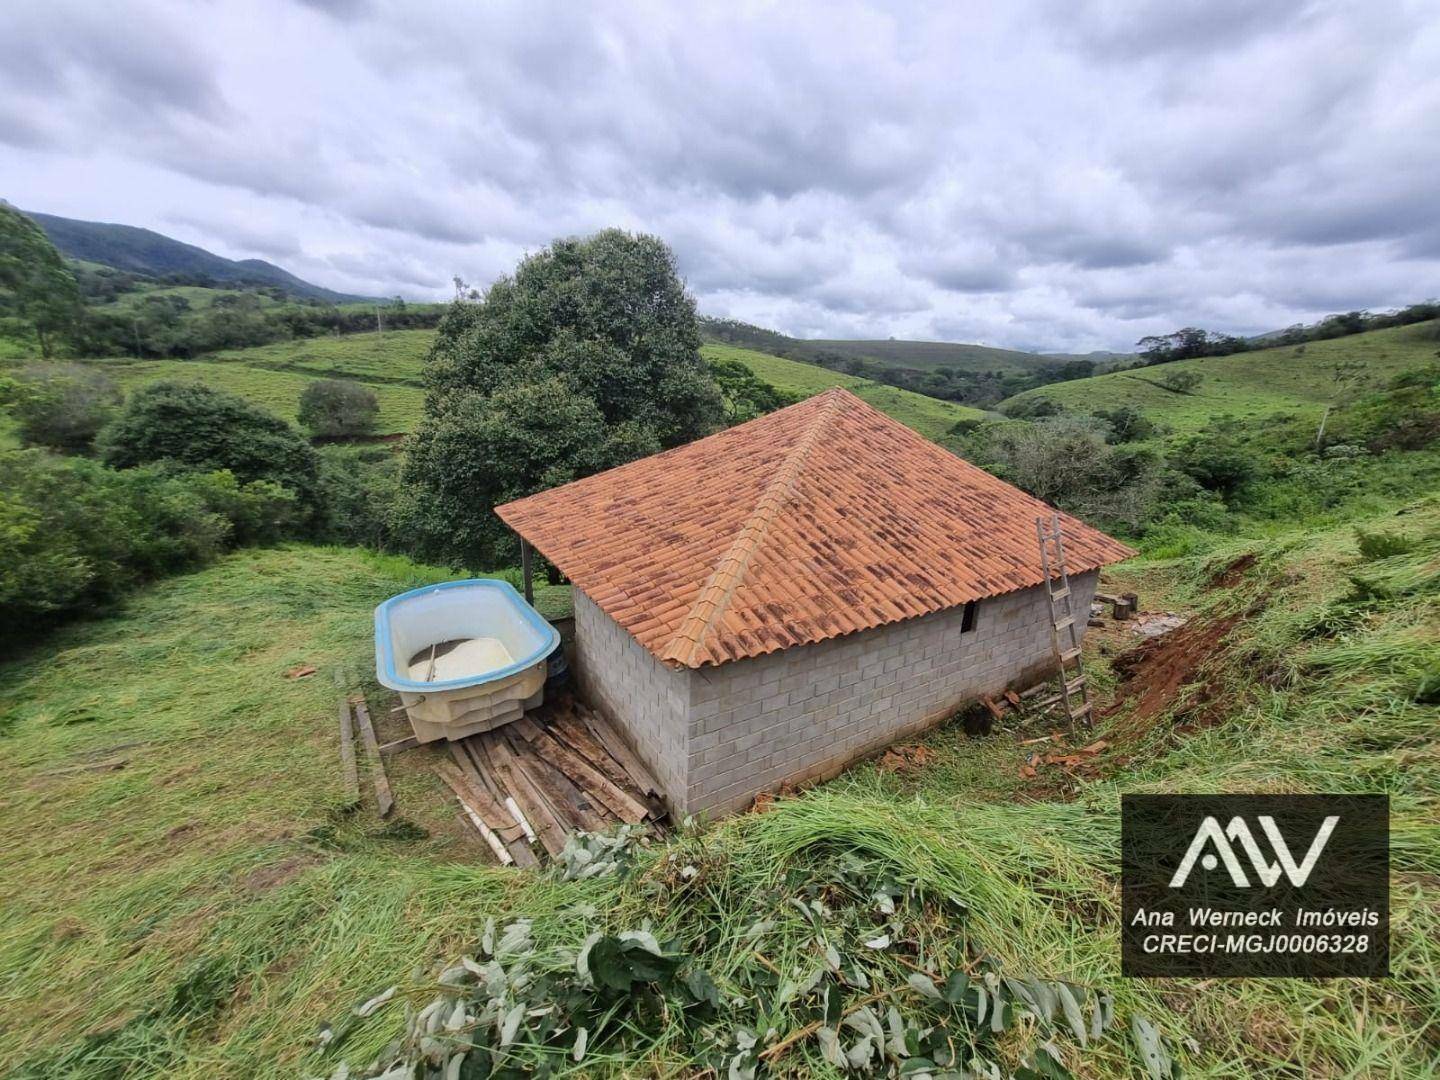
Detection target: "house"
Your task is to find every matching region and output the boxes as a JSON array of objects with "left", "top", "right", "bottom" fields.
[{"left": 496, "top": 387, "right": 1134, "bottom": 818}]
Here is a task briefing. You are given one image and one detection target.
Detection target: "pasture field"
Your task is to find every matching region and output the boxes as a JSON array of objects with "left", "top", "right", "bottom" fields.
[
  {"left": 210, "top": 329, "right": 433, "bottom": 385},
  {"left": 803, "top": 336, "right": 1052, "bottom": 373},
  {"left": 78, "top": 358, "right": 423, "bottom": 435},
  {"left": 1001, "top": 320, "right": 1440, "bottom": 435},
  {"left": 0, "top": 500, "right": 1435, "bottom": 1076},
  {"left": 703, "top": 342, "right": 987, "bottom": 438}
]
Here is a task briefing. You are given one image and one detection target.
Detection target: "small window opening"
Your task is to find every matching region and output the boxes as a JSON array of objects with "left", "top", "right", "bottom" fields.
[{"left": 960, "top": 600, "right": 978, "bottom": 633}]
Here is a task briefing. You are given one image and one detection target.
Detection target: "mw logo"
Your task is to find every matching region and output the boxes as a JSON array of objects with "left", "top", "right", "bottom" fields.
[{"left": 1169, "top": 814, "right": 1341, "bottom": 888}]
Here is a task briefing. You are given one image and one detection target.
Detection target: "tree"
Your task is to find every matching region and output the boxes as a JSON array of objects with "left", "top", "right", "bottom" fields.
[
  {"left": 405, "top": 230, "right": 724, "bottom": 566},
  {"left": 1, "top": 363, "right": 123, "bottom": 451},
  {"left": 0, "top": 203, "right": 83, "bottom": 357},
  {"left": 400, "top": 377, "right": 649, "bottom": 566},
  {"left": 1158, "top": 369, "right": 1203, "bottom": 394},
  {"left": 99, "top": 381, "right": 322, "bottom": 510},
  {"left": 298, "top": 378, "right": 379, "bottom": 438}
]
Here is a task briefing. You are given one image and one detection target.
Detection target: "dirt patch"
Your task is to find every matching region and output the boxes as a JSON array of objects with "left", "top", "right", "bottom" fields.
[
  {"left": 1210, "top": 552, "right": 1257, "bottom": 590},
  {"left": 1103, "top": 611, "right": 1245, "bottom": 733},
  {"left": 242, "top": 854, "right": 319, "bottom": 893}
]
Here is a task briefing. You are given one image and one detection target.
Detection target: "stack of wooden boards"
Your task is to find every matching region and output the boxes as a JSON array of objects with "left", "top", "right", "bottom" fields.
[{"left": 436, "top": 696, "right": 667, "bottom": 867}]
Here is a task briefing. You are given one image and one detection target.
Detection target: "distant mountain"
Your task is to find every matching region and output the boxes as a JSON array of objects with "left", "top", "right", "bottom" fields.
[
  {"left": 700, "top": 317, "right": 1056, "bottom": 374},
  {"left": 22, "top": 209, "right": 372, "bottom": 304}
]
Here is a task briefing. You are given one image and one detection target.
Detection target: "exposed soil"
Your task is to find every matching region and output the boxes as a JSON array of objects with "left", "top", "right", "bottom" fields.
[
  {"left": 242, "top": 854, "right": 319, "bottom": 893},
  {"left": 1103, "top": 611, "right": 1244, "bottom": 733},
  {"left": 1210, "top": 552, "right": 1258, "bottom": 590}
]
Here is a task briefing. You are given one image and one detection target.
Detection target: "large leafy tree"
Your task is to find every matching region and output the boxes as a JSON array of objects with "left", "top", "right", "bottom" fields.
[
  {"left": 99, "top": 381, "right": 322, "bottom": 510},
  {"left": 0, "top": 203, "right": 83, "bottom": 357},
  {"left": 403, "top": 230, "right": 723, "bottom": 566}
]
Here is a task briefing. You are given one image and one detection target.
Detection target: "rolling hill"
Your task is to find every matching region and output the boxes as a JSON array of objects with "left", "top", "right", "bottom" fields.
[
  {"left": 702, "top": 343, "right": 986, "bottom": 438},
  {"left": 999, "top": 319, "right": 1440, "bottom": 437},
  {"left": 20, "top": 209, "right": 371, "bottom": 303},
  {"left": 167, "top": 330, "right": 985, "bottom": 442},
  {"left": 701, "top": 316, "right": 1054, "bottom": 374}
]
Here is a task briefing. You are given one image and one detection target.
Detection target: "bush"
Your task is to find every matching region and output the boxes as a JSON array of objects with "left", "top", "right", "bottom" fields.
[
  {"left": 0, "top": 450, "right": 296, "bottom": 643},
  {"left": 1355, "top": 528, "right": 1417, "bottom": 561},
  {"left": 98, "top": 381, "right": 321, "bottom": 510},
  {"left": 298, "top": 378, "right": 379, "bottom": 438},
  {"left": 316, "top": 444, "right": 403, "bottom": 550},
  {"left": 2, "top": 363, "right": 122, "bottom": 451},
  {"left": 1168, "top": 431, "right": 1256, "bottom": 496},
  {"left": 1092, "top": 405, "right": 1155, "bottom": 444}
]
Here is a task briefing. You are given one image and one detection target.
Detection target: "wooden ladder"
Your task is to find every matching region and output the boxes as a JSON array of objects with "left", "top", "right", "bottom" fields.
[{"left": 1036, "top": 513, "right": 1091, "bottom": 728}]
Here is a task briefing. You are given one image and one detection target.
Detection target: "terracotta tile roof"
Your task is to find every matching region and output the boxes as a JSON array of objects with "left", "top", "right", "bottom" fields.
[{"left": 497, "top": 388, "right": 1135, "bottom": 668}]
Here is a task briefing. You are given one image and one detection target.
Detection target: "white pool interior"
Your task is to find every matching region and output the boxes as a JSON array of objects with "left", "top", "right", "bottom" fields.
[{"left": 408, "top": 637, "right": 515, "bottom": 682}]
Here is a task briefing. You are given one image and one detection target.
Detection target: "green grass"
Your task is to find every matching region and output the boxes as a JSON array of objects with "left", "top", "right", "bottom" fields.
[
  {"left": 803, "top": 337, "right": 1052, "bottom": 374},
  {"left": 78, "top": 358, "right": 423, "bottom": 435},
  {"left": 703, "top": 343, "right": 987, "bottom": 439},
  {"left": 1002, "top": 320, "right": 1440, "bottom": 436},
  {"left": 210, "top": 329, "right": 433, "bottom": 386},
  {"left": 1, "top": 494, "right": 1435, "bottom": 1076}
]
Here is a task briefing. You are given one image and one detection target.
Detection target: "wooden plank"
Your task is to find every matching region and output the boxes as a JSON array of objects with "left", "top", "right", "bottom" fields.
[
  {"left": 574, "top": 704, "right": 663, "bottom": 798},
  {"left": 337, "top": 697, "right": 360, "bottom": 808},
  {"left": 505, "top": 729, "right": 607, "bottom": 832},
  {"left": 549, "top": 710, "right": 650, "bottom": 803},
  {"left": 380, "top": 734, "right": 419, "bottom": 756},
  {"left": 438, "top": 758, "right": 517, "bottom": 834},
  {"left": 513, "top": 718, "right": 650, "bottom": 825},
  {"left": 453, "top": 740, "right": 540, "bottom": 851},
  {"left": 351, "top": 695, "right": 393, "bottom": 818},
  {"left": 478, "top": 733, "right": 569, "bottom": 857},
  {"left": 437, "top": 761, "right": 537, "bottom": 868}
]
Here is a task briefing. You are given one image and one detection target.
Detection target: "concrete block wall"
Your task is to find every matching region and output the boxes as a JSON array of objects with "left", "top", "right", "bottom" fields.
[
  {"left": 573, "top": 572, "right": 1098, "bottom": 820},
  {"left": 571, "top": 588, "right": 691, "bottom": 811},
  {"left": 683, "top": 571, "right": 1098, "bottom": 817}
]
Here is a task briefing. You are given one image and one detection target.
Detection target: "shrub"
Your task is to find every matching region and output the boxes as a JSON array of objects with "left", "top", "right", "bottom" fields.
[
  {"left": 1092, "top": 405, "right": 1155, "bottom": 444},
  {"left": 1168, "top": 431, "right": 1255, "bottom": 496},
  {"left": 2, "top": 363, "right": 122, "bottom": 451},
  {"left": 1354, "top": 528, "right": 1418, "bottom": 561},
  {"left": 1158, "top": 369, "right": 1203, "bottom": 394},
  {"left": 98, "top": 381, "right": 321, "bottom": 510},
  {"left": 316, "top": 444, "right": 403, "bottom": 550},
  {"left": 0, "top": 450, "right": 297, "bottom": 643},
  {"left": 298, "top": 378, "right": 379, "bottom": 438}
]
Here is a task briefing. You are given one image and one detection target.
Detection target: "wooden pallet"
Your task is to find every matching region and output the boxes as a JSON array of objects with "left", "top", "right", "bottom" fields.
[{"left": 440, "top": 695, "right": 667, "bottom": 865}]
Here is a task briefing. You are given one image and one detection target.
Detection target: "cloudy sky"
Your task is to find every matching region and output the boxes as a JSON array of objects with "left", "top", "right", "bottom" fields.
[{"left": 1, "top": 1, "right": 1436, "bottom": 352}]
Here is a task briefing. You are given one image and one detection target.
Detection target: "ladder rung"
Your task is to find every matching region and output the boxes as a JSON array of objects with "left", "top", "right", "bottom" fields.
[
  {"left": 1049, "top": 587, "right": 1070, "bottom": 600},
  {"left": 1067, "top": 702, "right": 1092, "bottom": 721},
  {"left": 1053, "top": 616, "right": 1074, "bottom": 632},
  {"left": 1059, "top": 648, "right": 1082, "bottom": 664},
  {"left": 1065, "top": 676, "right": 1087, "bottom": 694}
]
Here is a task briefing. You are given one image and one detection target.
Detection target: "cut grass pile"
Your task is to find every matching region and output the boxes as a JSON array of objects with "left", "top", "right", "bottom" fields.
[
  {"left": 2, "top": 498, "right": 1436, "bottom": 1076},
  {"left": 74, "top": 358, "right": 423, "bottom": 435},
  {"left": 1000, "top": 320, "right": 1440, "bottom": 437},
  {"left": 702, "top": 343, "right": 987, "bottom": 440}
]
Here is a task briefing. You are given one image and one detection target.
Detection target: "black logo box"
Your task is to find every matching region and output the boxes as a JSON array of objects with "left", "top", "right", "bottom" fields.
[{"left": 1122, "top": 794, "right": 1389, "bottom": 978}]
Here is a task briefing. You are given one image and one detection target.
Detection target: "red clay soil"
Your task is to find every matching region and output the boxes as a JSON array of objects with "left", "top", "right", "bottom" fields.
[
  {"left": 1209, "top": 552, "right": 1258, "bottom": 590},
  {"left": 1103, "top": 611, "right": 1245, "bottom": 732}
]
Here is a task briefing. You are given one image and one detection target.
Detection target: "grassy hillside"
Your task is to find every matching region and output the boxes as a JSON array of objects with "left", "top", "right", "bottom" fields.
[
  {"left": 804, "top": 337, "right": 1051, "bottom": 373},
  {"left": 1, "top": 499, "right": 1435, "bottom": 1076},
  {"left": 211, "top": 329, "right": 432, "bottom": 385},
  {"left": 1002, "top": 320, "right": 1440, "bottom": 435},
  {"left": 703, "top": 342, "right": 986, "bottom": 437},
  {"left": 79, "top": 358, "right": 423, "bottom": 435}
]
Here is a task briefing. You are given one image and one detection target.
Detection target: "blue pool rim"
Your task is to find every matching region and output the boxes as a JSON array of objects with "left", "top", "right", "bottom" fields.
[{"left": 374, "top": 578, "right": 561, "bottom": 693}]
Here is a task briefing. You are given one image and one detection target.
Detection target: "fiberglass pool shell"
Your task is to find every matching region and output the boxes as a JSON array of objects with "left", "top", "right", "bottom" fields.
[{"left": 375, "top": 579, "right": 559, "bottom": 693}]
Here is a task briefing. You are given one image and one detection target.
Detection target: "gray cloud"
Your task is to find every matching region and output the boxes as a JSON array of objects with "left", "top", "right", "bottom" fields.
[{"left": 0, "top": 0, "right": 1435, "bottom": 352}]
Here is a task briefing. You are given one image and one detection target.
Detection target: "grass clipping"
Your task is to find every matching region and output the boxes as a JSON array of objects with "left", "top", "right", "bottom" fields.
[{"left": 321, "top": 803, "right": 1179, "bottom": 1080}]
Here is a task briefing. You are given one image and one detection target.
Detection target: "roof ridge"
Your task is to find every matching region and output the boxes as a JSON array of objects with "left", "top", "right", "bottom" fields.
[{"left": 660, "top": 391, "right": 848, "bottom": 667}]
